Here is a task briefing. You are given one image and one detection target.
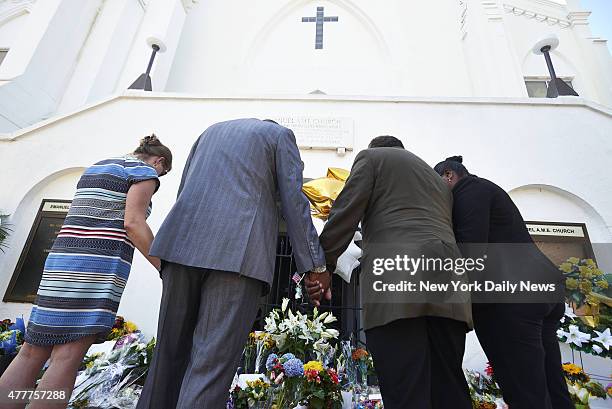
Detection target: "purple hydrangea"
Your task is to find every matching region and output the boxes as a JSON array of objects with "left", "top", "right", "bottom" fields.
[
  {"left": 283, "top": 358, "right": 304, "bottom": 377},
  {"left": 265, "top": 353, "right": 278, "bottom": 371},
  {"left": 280, "top": 353, "right": 295, "bottom": 361}
]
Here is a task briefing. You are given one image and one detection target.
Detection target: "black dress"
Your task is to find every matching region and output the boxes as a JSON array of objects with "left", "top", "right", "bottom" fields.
[{"left": 451, "top": 175, "right": 573, "bottom": 409}]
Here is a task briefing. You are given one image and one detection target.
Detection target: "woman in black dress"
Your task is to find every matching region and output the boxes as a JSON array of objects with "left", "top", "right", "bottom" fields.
[{"left": 434, "top": 156, "right": 573, "bottom": 409}]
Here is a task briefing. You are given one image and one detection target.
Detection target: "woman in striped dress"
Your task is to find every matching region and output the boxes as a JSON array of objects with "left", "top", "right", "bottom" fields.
[{"left": 0, "top": 135, "right": 172, "bottom": 409}]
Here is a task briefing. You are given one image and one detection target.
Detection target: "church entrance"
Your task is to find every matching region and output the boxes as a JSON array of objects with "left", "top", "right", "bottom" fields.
[{"left": 254, "top": 233, "right": 362, "bottom": 342}]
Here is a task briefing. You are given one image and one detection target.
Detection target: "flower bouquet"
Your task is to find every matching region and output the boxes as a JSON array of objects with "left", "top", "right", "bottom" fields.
[
  {"left": 557, "top": 303, "right": 612, "bottom": 358},
  {"left": 229, "top": 379, "right": 271, "bottom": 409},
  {"left": 560, "top": 258, "right": 612, "bottom": 317},
  {"left": 265, "top": 352, "right": 304, "bottom": 408},
  {"left": 264, "top": 298, "right": 339, "bottom": 361},
  {"left": 107, "top": 316, "right": 139, "bottom": 341},
  {"left": 464, "top": 364, "right": 506, "bottom": 409},
  {"left": 300, "top": 360, "right": 343, "bottom": 409},
  {"left": 562, "top": 363, "right": 608, "bottom": 409},
  {"left": 0, "top": 317, "right": 25, "bottom": 376},
  {"left": 243, "top": 331, "right": 276, "bottom": 374},
  {"left": 69, "top": 333, "right": 155, "bottom": 409}
]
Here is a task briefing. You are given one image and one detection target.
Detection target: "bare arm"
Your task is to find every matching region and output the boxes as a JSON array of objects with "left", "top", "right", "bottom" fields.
[{"left": 125, "top": 179, "right": 161, "bottom": 271}]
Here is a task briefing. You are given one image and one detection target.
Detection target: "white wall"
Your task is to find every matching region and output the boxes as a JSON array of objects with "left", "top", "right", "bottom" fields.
[
  {"left": 1, "top": 92, "right": 611, "bottom": 339},
  {"left": 0, "top": 9, "right": 29, "bottom": 54},
  {"left": 166, "top": 0, "right": 472, "bottom": 97}
]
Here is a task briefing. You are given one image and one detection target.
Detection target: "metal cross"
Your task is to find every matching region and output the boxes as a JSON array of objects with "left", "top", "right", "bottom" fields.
[{"left": 301, "top": 6, "right": 339, "bottom": 49}]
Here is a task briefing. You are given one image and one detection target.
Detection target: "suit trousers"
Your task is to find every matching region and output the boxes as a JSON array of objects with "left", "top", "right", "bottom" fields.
[
  {"left": 365, "top": 316, "right": 472, "bottom": 409},
  {"left": 136, "top": 263, "right": 263, "bottom": 409},
  {"left": 473, "top": 303, "right": 574, "bottom": 409}
]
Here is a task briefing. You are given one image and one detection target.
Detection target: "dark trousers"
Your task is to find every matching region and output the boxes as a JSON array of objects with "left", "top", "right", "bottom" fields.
[
  {"left": 473, "top": 303, "right": 574, "bottom": 409},
  {"left": 136, "top": 263, "right": 262, "bottom": 409},
  {"left": 365, "top": 317, "right": 472, "bottom": 409}
]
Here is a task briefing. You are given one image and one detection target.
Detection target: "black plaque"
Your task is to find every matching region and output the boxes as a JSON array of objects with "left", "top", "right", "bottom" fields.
[{"left": 4, "top": 200, "right": 71, "bottom": 303}]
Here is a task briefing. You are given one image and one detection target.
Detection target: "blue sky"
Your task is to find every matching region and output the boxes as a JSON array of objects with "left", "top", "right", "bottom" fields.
[{"left": 581, "top": 0, "right": 612, "bottom": 51}]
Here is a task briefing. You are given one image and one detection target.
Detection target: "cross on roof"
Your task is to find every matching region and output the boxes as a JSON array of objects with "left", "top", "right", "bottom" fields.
[{"left": 301, "top": 7, "right": 339, "bottom": 49}]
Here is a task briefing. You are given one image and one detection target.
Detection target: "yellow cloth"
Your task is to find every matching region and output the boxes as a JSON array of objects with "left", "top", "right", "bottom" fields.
[{"left": 302, "top": 168, "right": 350, "bottom": 220}]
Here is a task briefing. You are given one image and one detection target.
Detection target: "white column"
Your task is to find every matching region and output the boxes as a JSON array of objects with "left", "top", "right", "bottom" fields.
[
  {"left": 0, "top": 0, "right": 61, "bottom": 81},
  {"left": 116, "top": 0, "right": 190, "bottom": 92},
  {"left": 566, "top": 0, "right": 612, "bottom": 107},
  {"left": 57, "top": 0, "right": 147, "bottom": 113},
  {"left": 0, "top": 0, "right": 103, "bottom": 132},
  {"left": 462, "top": 0, "right": 527, "bottom": 97}
]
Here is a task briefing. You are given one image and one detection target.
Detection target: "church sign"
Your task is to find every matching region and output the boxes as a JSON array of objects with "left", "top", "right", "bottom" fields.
[
  {"left": 273, "top": 116, "right": 354, "bottom": 150},
  {"left": 526, "top": 223, "right": 585, "bottom": 238},
  {"left": 526, "top": 221, "right": 595, "bottom": 266},
  {"left": 4, "top": 200, "right": 71, "bottom": 303}
]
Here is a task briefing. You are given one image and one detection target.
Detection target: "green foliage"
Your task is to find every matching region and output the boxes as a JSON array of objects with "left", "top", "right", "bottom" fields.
[{"left": 0, "top": 215, "right": 11, "bottom": 253}]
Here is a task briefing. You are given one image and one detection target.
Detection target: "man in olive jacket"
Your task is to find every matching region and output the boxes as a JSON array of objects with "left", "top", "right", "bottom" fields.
[{"left": 307, "top": 136, "right": 472, "bottom": 409}]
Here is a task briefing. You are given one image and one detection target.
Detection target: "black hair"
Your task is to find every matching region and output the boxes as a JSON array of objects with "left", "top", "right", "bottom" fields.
[
  {"left": 433, "top": 155, "right": 469, "bottom": 177},
  {"left": 368, "top": 135, "right": 405, "bottom": 149}
]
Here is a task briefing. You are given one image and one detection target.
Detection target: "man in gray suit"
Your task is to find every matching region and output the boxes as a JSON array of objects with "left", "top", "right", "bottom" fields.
[{"left": 137, "top": 119, "right": 327, "bottom": 409}]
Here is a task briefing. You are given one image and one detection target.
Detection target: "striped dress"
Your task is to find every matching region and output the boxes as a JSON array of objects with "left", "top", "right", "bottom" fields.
[{"left": 25, "top": 155, "right": 159, "bottom": 346}]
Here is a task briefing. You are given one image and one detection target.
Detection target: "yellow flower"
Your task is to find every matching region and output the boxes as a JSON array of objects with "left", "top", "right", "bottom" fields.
[
  {"left": 559, "top": 262, "right": 573, "bottom": 273},
  {"left": 578, "top": 266, "right": 593, "bottom": 280},
  {"left": 584, "top": 259, "right": 597, "bottom": 267},
  {"left": 566, "top": 278, "right": 579, "bottom": 290},
  {"left": 246, "top": 379, "right": 268, "bottom": 389},
  {"left": 567, "top": 257, "right": 580, "bottom": 264},
  {"left": 595, "top": 280, "right": 609, "bottom": 289},
  {"left": 578, "top": 280, "right": 592, "bottom": 295},
  {"left": 125, "top": 321, "right": 138, "bottom": 333},
  {"left": 593, "top": 268, "right": 604, "bottom": 277},
  {"left": 303, "top": 360, "right": 324, "bottom": 373},
  {"left": 562, "top": 363, "right": 583, "bottom": 375},
  {"left": 585, "top": 294, "right": 599, "bottom": 306}
]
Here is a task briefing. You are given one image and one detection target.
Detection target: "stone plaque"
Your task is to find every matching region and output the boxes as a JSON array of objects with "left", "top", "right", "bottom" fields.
[
  {"left": 274, "top": 116, "right": 354, "bottom": 150},
  {"left": 4, "top": 200, "right": 71, "bottom": 303}
]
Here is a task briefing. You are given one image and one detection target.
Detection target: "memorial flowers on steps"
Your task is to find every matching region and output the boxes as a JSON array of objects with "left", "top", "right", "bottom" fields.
[
  {"left": 264, "top": 298, "right": 339, "bottom": 359},
  {"left": 300, "top": 360, "right": 343, "bottom": 409},
  {"left": 562, "top": 363, "right": 608, "bottom": 408},
  {"left": 557, "top": 302, "right": 612, "bottom": 359}
]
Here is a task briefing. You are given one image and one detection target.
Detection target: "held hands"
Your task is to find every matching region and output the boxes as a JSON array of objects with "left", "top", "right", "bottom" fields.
[{"left": 305, "top": 270, "right": 332, "bottom": 307}]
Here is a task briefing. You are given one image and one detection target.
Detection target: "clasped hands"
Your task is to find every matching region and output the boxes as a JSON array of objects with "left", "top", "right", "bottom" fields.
[{"left": 304, "top": 269, "right": 333, "bottom": 307}]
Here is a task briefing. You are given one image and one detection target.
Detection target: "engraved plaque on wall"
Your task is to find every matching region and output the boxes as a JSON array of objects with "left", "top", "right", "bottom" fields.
[
  {"left": 273, "top": 116, "right": 354, "bottom": 150},
  {"left": 4, "top": 200, "right": 71, "bottom": 303}
]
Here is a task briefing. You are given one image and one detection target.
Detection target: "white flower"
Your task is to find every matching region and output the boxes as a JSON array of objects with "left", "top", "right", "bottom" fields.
[
  {"left": 281, "top": 298, "right": 289, "bottom": 313},
  {"left": 264, "top": 316, "right": 277, "bottom": 333},
  {"left": 562, "top": 325, "right": 591, "bottom": 347},
  {"left": 592, "top": 328, "right": 612, "bottom": 350},
  {"left": 323, "top": 313, "right": 337, "bottom": 324},
  {"left": 592, "top": 344, "right": 603, "bottom": 354},
  {"left": 321, "top": 328, "right": 339, "bottom": 339},
  {"left": 310, "top": 321, "right": 324, "bottom": 335},
  {"left": 575, "top": 386, "right": 590, "bottom": 404},
  {"left": 557, "top": 328, "right": 566, "bottom": 339}
]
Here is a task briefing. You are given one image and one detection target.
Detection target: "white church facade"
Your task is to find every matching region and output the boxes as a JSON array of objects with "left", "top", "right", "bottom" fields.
[{"left": 0, "top": 0, "right": 611, "bottom": 382}]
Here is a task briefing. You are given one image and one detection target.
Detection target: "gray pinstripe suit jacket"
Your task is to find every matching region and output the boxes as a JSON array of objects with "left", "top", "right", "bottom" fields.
[{"left": 150, "top": 118, "right": 325, "bottom": 287}]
